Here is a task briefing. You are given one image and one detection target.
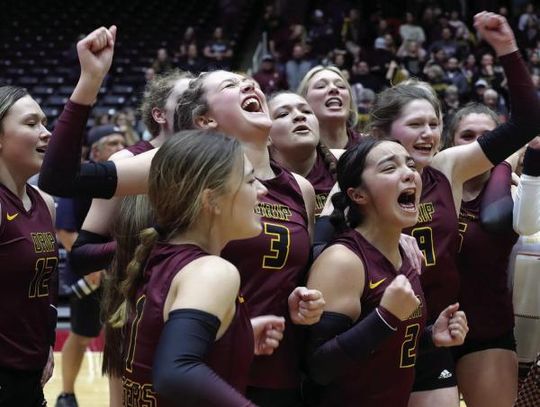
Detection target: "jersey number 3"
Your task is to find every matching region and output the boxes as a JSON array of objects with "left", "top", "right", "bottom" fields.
[{"left": 262, "top": 223, "right": 290, "bottom": 270}]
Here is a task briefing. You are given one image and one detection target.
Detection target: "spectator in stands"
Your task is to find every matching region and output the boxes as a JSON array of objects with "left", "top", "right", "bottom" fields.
[
  {"left": 462, "top": 53, "right": 479, "bottom": 84},
  {"left": 518, "top": 3, "right": 538, "bottom": 32},
  {"left": 354, "top": 87, "right": 375, "bottom": 130},
  {"left": 203, "top": 26, "right": 234, "bottom": 70},
  {"left": 350, "top": 60, "right": 385, "bottom": 93},
  {"left": 177, "top": 26, "right": 197, "bottom": 60},
  {"left": 341, "top": 8, "right": 371, "bottom": 57},
  {"left": 448, "top": 10, "right": 471, "bottom": 42},
  {"left": 442, "top": 84, "right": 460, "bottom": 123},
  {"left": 286, "top": 44, "right": 313, "bottom": 91},
  {"left": 253, "top": 54, "right": 288, "bottom": 96},
  {"left": 55, "top": 124, "right": 125, "bottom": 407},
  {"left": 112, "top": 111, "right": 140, "bottom": 146},
  {"left": 144, "top": 67, "right": 156, "bottom": 83},
  {"left": 368, "top": 36, "right": 394, "bottom": 78},
  {"left": 151, "top": 48, "right": 173, "bottom": 75},
  {"left": 482, "top": 88, "right": 508, "bottom": 121},
  {"left": 178, "top": 43, "right": 205, "bottom": 75},
  {"left": 307, "top": 9, "right": 336, "bottom": 60},
  {"left": 444, "top": 56, "right": 470, "bottom": 98},
  {"left": 473, "top": 53, "right": 505, "bottom": 93},
  {"left": 425, "top": 64, "right": 450, "bottom": 97},
  {"left": 397, "top": 40, "right": 427, "bottom": 77},
  {"left": 429, "top": 27, "right": 459, "bottom": 59},
  {"left": 473, "top": 78, "right": 489, "bottom": 102},
  {"left": 399, "top": 12, "right": 426, "bottom": 45}
]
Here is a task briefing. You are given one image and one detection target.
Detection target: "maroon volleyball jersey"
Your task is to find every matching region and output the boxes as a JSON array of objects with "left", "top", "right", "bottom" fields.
[
  {"left": 403, "top": 166, "right": 460, "bottom": 323},
  {"left": 345, "top": 127, "right": 363, "bottom": 149},
  {"left": 125, "top": 140, "right": 154, "bottom": 156},
  {"left": 458, "top": 167, "right": 517, "bottom": 341},
  {"left": 221, "top": 163, "right": 311, "bottom": 389},
  {"left": 320, "top": 229, "right": 426, "bottom": 407},
  {"left": 0, "top": 184, "right": 58, "bottom": 370},
  {"left": 122, "top": 243, "right": 254, "bottom": 407},
  {"left": 306, "top": 148, "right": 335, "bottom": 216}
]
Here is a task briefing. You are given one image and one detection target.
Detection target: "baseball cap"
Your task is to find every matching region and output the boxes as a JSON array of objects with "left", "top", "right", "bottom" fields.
[
  {"left": 474, "top": 79, "right": 488, "bottom": 88},
  {"left": 86, "top": 124, "right": 123, "bottom": 147}
]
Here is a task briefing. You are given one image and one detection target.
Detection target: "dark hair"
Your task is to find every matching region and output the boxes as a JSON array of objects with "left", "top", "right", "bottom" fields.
[
  {"left": 368, "top": 82, "right": 441, "bottom": 139},
  {"left": 0, "top": 86, "right": 29, "bottom": 132},
  {"left": 444, "top": 102, "right": 500, "bottom": 149},
  {"left": 330, "top": 137, "right": 386, "bottom": 232}
]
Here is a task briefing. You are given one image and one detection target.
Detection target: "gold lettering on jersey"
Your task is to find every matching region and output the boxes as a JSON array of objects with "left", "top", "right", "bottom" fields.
[
  {"left": 407, "top": 296, "right": 423, "bottom": 320},
  {"left": 417, "top": 202, "right": 434, "bottom": 223},
  {"left": 254, "top": 203, "right": 292, "bottom": 221},
  {"left": 459, "top": 209, "right": 478, "bottom": 221},
  {"left": 122, "top": 377, "right": 157, "bottom": 407},
  {"left": 315, "top": 193, "right": 329, "bottom": 213},
  {"left": 31, "top": 232, "right": 56, "bottom": 253}
]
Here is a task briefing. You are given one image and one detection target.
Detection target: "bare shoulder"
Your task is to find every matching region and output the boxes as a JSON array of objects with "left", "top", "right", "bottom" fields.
[
  {"left": 309, "top": 243, "right": 364, "bottom": 283},
  {"left": 309, "top": 243, "right": 365, "bottom": 319},
  {"left": 181, "top": 255, "right": 240, "bottom": 292},
  {"left": 109, "top": 148, "right": 135, "bottom": 162}
]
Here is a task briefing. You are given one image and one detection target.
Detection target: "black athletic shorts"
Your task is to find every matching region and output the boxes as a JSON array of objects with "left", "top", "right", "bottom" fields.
[
  {"left": 246, "top": 386, "right": 303, "bottom": 407},
  {"left": 70, "top": 286, "right": 102, "bottom": 337},
  {"left": 412, "top": 346, "right": 457, "bottom": 392},
  {"left": 452, "top": 330, "right": 516, "bottom": 361},
  {"left": 0, "top": 365, "right": 45, "bottom": 407}
]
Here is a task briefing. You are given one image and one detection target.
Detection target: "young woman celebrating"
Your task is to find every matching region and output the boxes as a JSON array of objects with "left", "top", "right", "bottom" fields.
[
  {"left": 0, "top": 25, "right": 116, "bottom": 406},
  {"left": 267, "top": 91, "right": 339, "bottom": 216},
  {"left": 297, "top": 66, "right": 361, "bottom": 150},
  {"left": 306, "top": 138, "right": 468, "bottom": 407},
  {"left": 445, "top": 103, "right": 519, "bottom": 407},
  {"left": 365, "top": 12, "right": 540, "bottom": 407},
  {"left": 115, "top": 130, "right": 284, "bottom": 406}
]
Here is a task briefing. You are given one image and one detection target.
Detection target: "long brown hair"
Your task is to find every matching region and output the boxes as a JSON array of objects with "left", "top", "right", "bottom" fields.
[{"left": 109, "top": 129, "right": 244, "bottom": 327}]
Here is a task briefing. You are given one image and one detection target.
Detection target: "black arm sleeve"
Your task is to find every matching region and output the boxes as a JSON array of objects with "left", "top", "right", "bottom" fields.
[
  {"left": 306, "top": 310, "right": 397, "bottom": 385},
  {"left": 70, "top": 230, "right": 116, "bottom": 277},
  {"left": 480, "top": 162, "right": 514, "bottom": 233},
  {"left": 477, "top": 51, "right": 540, "bottom": 165},
  {"left": 152, "top": 309, "right": 256, "bottom": 407},
  {"left": 523, "top": 147, "right": 540, "bottom": 176},
  {"left": 38, "top": 99, "right": 118, "bottom": 199},
  {"left": 312, "top": 216, "right": 336, "bottom": 260}
]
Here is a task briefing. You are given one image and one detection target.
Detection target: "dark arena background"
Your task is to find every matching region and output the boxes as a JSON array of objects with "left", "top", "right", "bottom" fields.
[{"left": 1, "top": 0, "right": 538, "bottom": 405}]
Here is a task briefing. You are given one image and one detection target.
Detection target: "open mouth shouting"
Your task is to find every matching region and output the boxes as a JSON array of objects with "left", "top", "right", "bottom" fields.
[
  {"left": 241, "top": 96, "right": 263, "bottom": 113},
  {"left": 413, "top": 142, "right": 434, "bottom": 154},
  {"left": 325, "top": 97, "right": 343, "bottom": 109},
  {"left": 397, "top": 188, "right": 417, "bottom": 213}
]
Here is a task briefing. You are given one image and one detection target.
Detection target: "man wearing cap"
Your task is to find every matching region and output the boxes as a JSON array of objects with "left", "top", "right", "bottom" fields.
[
  {"left": 54, "top": 125, "right": 125, "bottom": 407},
  {"left": 254, "top": 54, "right": 289, "bottom": 96}
]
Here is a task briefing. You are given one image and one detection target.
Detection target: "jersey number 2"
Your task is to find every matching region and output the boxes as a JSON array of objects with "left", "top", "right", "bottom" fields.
[{"left": 400, "top": 323, "right": 420, "bottom": 368}]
